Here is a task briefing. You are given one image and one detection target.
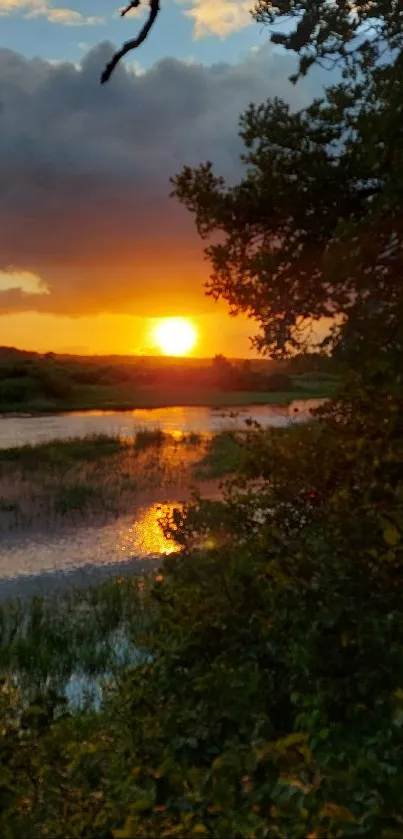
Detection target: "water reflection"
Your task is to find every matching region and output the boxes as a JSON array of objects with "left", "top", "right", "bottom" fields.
[
  {"left": 118, "top": 503, "right": 181, "bottom": 557},
  {"left": 0, "top": 401, "right": 325, "bottom": 591},
  {"left": 0, "top": 401, "right": 324, "bottom": 449},
  {"left": 0, "top": 502, "right": 182, "bottom": 582}
]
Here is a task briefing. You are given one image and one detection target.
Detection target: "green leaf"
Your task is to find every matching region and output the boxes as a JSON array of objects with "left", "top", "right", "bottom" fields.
[
  {"left": 131, "top": 797, "right": 154, "bottom": 813},
  {"left": 113, "top": 819, "right": 135, "bottom": 839},
  {"left": 383, "top": 523, "right": 400, "bottom": 547},
  {"left": 319, "top": 803, "right": 357, "bottom": 823}
]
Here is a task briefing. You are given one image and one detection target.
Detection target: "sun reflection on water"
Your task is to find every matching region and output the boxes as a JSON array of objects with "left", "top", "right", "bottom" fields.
[{"left": 118, "top": 503, "right": 182, "bottom": 557}]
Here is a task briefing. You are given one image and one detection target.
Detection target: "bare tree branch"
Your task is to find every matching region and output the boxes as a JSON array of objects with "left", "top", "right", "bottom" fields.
[
  {"left": 121, "top": 0, "right": 141, "bottom": 18},
  {"left": 101, "top": 0, "right": 160, "bottom": 85}
]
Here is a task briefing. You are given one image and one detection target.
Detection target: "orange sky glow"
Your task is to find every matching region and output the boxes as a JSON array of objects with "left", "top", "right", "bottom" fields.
[
  {"left": 0, "top": 46, "right": 330, "bottom": 361},
  {"left": 0, "top": 309, "right": 259, "bottom": 358},
  {"left": 0, "top": 216, "right": 262, "bottom": 358}
]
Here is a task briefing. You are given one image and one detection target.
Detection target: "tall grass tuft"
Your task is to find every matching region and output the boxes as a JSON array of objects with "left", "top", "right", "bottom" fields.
[
  {"left": 134, "top": 428, "right": 166, "bottom": 451},
  {"left": 0, "top": 576, "right": 154, "bottom": 701}
]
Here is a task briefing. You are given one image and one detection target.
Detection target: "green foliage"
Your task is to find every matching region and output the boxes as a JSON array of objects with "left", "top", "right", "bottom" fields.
[
  {"left": 0, "top": 363, "right": 74, "bottom": 407},
  {"left": 266, "top": 373, "right": 293, "bottom": 392},
  {"left": 193, "top": 431, "right": 244, "bottom": 479},
  {"left": 0, "top": 578, "right": 148, "bottom": 697},
  {"left": 0, "top": 373, "right": 402, "bottom": 836},
  {"left": 0, "top": 348, "right": 337, "bottom": 413},
  {"left": 0, "top": 376, "right": 41, "bottom": 404},
  {"left": 0, "top": 434, "right": 124, "bottom": 469},
  {"left": 173, "top": 55, "right": 403, "bottom": 360}
]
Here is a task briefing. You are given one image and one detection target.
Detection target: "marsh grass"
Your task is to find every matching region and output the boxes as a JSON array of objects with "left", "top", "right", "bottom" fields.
[
  {"left": 134, "top": 428, "right": 167, "bottom": 450},
  {"left": 54, "top": 483, "right": 101, "bottom": 515},
  {"left": 0, "top": 576, "right": 153, "bottom": 702},
  {"left": 0, "top": 433, "right": 123, "bottom": 468},
  {"left": 0, "top": 432, "right": 207, "bottom": 534},
  {"left": 193, "top": 431, "right": 244, "bottom": 479}
]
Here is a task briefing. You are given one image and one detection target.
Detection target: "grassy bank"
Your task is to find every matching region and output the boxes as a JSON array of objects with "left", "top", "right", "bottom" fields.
[
  {"left": 0, "top": 347, "right": 340, "bottom": 415},
  {"left": 0, "top": 380, "right": 336, "bottom": 415}
]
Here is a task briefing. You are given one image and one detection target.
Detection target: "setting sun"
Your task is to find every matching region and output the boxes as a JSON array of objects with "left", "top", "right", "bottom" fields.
[{"left": 152, "top": 317, "right": 197, "bottom": 357}]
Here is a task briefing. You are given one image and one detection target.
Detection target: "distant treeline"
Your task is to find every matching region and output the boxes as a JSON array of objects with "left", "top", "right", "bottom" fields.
[{"left": 0, "top": 346, "right": 340, "bottom": 411}]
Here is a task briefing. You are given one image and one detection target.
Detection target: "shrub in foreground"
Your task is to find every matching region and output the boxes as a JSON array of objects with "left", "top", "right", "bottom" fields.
[{"left": 0, "top": 373, "right": 403, "bottom": 838}]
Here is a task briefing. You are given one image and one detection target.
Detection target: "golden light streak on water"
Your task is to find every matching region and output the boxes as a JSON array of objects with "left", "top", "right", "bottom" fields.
[{"left": 119, "top": 503, "right": 182, "bottom": 557}]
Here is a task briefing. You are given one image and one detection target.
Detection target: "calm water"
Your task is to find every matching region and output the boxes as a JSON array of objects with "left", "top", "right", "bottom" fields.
[
  {"left": 0, "top": 400, "right": 323, "bottom": 449},
  {"left": 0, "top": 502, "right": 180, "bottom": 597},
  {"left": 0, "top": 402, "right": 323, "bottom": 593}
]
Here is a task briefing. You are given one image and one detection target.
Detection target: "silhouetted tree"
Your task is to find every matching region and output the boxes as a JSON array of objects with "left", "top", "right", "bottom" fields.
[
  {"left": 254, "top": 0, "right": 403, "bottom": 79},
  {"left": 172, "top": 52, "right": 403, "bottom": 360}
]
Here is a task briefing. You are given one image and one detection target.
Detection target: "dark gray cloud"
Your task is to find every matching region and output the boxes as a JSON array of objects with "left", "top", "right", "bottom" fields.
[{"left": 0, "top": 41, "right": 323, "bottom": 316}]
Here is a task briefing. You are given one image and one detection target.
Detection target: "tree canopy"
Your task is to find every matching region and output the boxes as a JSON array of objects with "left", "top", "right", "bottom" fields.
[
  {"left": 254, "top": 0, "right": 403, "bottom": 77},
  {"left": 172, "top": 22, "right": 403, "bottom": 358}
]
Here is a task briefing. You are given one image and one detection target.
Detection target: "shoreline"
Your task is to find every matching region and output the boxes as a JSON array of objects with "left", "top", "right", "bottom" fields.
[
  {"left": 0, "top": 390, "right": 333, "bottom": 418},
  {"left": 0, "top": 554, "right": 162, "bottom": 602}
]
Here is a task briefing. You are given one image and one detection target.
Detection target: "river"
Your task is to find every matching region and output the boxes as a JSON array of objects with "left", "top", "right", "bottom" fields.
[
  {"left": 0, "top": 401, "right": 323, "bottom": 596},
  {"left": 0, "top": 503, "right": 178, "bottom": 600},
  {"left": 0, "top": 400, "right": 323, "bottom": 449}
]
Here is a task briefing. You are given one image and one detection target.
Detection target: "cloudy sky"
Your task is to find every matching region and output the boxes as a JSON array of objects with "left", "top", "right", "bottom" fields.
[{"left": 0, "top": 0, "right": 324, "bottom": 356}]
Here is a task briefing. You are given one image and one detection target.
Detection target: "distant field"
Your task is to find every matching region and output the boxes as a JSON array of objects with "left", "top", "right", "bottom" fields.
[
  {"left": 0, "top": 346, "right": 340, "bottom": 414},
  {"left": 0, "top": 381, "right": 337, "bottom": 415}
]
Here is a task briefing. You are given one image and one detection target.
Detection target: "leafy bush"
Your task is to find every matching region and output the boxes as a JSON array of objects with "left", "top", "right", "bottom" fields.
[
  {"left": 0, "top": 376, "right": 41, "bottom": 404},
  {"left": 296, "top": 371, "right": 340, "bottom": 383},
  {"left": 194, "top": 431, "right": 244, "bottom": 479},
  {"left": 0, "top": 373, "right": 402, "bottom": 837},
  {"left": 266, "top": 373, "right": 293, "bottom": 392}
]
